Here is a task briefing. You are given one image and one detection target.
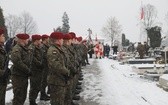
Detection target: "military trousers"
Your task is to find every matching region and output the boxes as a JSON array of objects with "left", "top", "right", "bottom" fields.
[
  {"left": 50, "top": 84, "right": 66, "bottom": 105},
  {"left": 65, "top": 79, "right": 73, "bottom": 105},
  {"left": 29, "top": 71, "right": 42, "bottom": 101},
  {"left": 0, "top": 83, "right": 7, "bottom": 105},
  {"left": 11, "top": 75, "right": 28, "bottom": 105},
  {"left": 41, "top": 69, "right": 48, "bottom": 94}
]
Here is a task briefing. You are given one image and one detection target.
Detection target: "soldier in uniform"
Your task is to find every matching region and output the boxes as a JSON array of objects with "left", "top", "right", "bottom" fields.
[
  {"left": 0, "top": 28, "right": 8, "bottom": 105},
  {"left": 137, "top": 42, "right": 145, "bottom": 59},
  {"left": 63, "top": 33, "right": 80, "bottom": 105},
  {"left": 28, "top": 35, "right": 44, "bottom": 105},
  {"left": 11, "top": 33, "right": 31, "bottom": 105},
  {"left": 47, "top": 32, "right": 70, "bottom": 105},
  {"left": 40, "top": 34, "right": 50, "bottom": 100}
]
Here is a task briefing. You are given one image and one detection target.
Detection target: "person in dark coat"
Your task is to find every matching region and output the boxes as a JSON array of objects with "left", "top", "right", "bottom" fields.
[{"left": 0, "top": 28, "right": 8, "bottom": 105}]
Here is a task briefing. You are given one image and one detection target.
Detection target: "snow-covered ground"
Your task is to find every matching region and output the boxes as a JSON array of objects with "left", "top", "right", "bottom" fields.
[
  {"left": 6, "top": 58, "right": 168, "bottom": 105},
  {"left": 80, "top": 58, "right": 168, "bottom": 105}
]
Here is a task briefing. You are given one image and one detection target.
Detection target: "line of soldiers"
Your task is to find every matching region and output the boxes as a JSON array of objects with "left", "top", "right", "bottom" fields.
[{"left": 0, "top": 28, "right": 90, "bottom": 105}]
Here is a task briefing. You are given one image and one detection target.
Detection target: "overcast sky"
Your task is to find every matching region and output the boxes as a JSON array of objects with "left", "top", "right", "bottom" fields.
[{"left": 0, "top": 0, "right": 168, "bottom": 42}]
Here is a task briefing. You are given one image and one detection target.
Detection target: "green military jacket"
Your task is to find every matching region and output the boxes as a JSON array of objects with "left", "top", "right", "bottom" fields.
[
  {"left": 47, "top": 44, "right": 69, "bottom": 86},
  {"left": 29, "top": 44, "right": 43, "bottom": 71},
  {"left": 63, "top": 44, "right": 76, "bottom": 76},
  {"left": 0, "top": 45, "right": 6, "bottom": 77},
  {"left": 42, "top": 43, "right": 49, "bottom": 69},
  {"left": 11, "top": 44, "right": 30, "bottom": 77}
]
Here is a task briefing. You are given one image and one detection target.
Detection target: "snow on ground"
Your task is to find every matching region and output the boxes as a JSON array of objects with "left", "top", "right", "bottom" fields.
[
  {"left": 97, "top": 58, "right": 168, "bottom": 105},
  {"left": 5, "top": 58, "right": 168, "bottom": 105}
]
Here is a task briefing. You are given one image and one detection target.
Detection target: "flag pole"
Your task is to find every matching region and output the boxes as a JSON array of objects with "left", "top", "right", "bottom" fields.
[{"left": 140, "top": 0, "right": 143, "bottom": 43}]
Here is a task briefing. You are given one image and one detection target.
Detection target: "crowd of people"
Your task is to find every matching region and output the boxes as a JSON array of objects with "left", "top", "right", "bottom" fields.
[{"left": 0, "top": 28, "right": 90, "bottom": 105}]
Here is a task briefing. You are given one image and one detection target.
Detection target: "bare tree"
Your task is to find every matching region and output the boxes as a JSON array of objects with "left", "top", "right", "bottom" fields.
[
  {"left": 142, "top": 4, "right": 157, "bottom": 29},
  {"left": 20, "top": 11, "right": 37, "bottom": 34},
  {"left": 102, "top": 17, "right": 122, "bottom": 46},
  {"left": 5, "top": 14, "right": 22, "bottom": 37}
]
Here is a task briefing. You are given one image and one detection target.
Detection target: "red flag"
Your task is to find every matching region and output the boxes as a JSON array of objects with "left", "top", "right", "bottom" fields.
[{"left": 140, "top": 7, "right": 144, "bottom": 20}]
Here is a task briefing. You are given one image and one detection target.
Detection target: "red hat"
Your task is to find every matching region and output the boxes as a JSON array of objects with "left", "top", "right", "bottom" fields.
[
  {"left": 0, "top": 28, "right": 4, "bottom": 35},
  {"left": 16, "top": 34, "right": 29, "bottom": 40},
  {"left": 32, "top": 35, "right": 42, "bottom": 41},
  {"left": 77, "top": 37, "right": 82, "bottom": 42},
  {"left": 63, "top": 34, "right": 72, "bottom": 40},
  {"left": 68, "top": 32, "right": 76, "bottom": 39},
  {"left": 50, "top": 32, "right": 63, "bottom": 39},
  {"left": 42, "top": 34, "right": 49, "bottom": 40}
]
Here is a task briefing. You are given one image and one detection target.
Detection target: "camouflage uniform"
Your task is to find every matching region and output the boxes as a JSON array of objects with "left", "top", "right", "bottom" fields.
[
  {"left": 81, "top": 43, "right": 88, "bottom": 65},
  {"left": 0, "top": 45, "right": 8, "bottom": 105},
  {"left": 29, "top": 44, "right": 43, "bottom": 103},
  {"left": 63, "top": 44, "right": 77, "bottom": 105},
  {"left": 41, "top": 43, "right": 49, "bottom": 97},
  {"left": 47, "top": 44, "right": 69, "bottom": 105},
  {"left": 11, "top": 44, "right": 31, "bottom": 105}
]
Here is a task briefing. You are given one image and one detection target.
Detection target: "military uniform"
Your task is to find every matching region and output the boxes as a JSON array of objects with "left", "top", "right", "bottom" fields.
[
  {"left": 0, "top": 45, "right": 8, "bottom": 105},
  {"left": 29, "top": 43, "right": 43, "bottom": 104},
  {"left": 47, "top": 44, "right": 69, "bottom": 105},
  {"left": 11, "top": 43, "right": 31, "bottom": 105},
  {"left": 40, "top": 43, "right": 50, "bottom": 98},
  {"left": 47, "top": 32, "right": 70, "bottom": 105},
  {"left": 63, "top": 44, "right": 78, "bottom": 105}
]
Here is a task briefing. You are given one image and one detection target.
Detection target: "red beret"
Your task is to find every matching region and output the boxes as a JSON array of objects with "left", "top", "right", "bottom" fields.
[
  {"left": 16, "top": 34, "right": 29, "bottom": 40},
  {"left": 63, "top": 34, "right": 72, "bottom": 40},
  {"left": 68, "top": 32, "right": 76, "bottom": 39},
  {"left": 42, "top": 34, "right": 49, "bottom": 40},
  {"left": 0, "top": 28, "right": 4, "bottom": 35},
  {"left": 32, "top": 35, "right": 42, "bottom": 41},
  {"left": 77, "top": 37, "right": 82, "bottom": 42},
  {"left": 50, "top": 32, "right": 63, "bottom": 39}
]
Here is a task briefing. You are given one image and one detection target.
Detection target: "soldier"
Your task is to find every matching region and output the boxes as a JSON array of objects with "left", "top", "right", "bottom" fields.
[
  {"left": 137, "top": 42, "right": 145, "bottom": 59},
  {"left": 47, "top": 32, "right": 70, "bottom": 105},
  {"left": 81, "top": 39, "right": 90, "bottom": 65},
  {"left": 40, "top": 34, "right": 50, "bottom": 100},
  {"left": 28, "top": 35, "right": 44, "bottom": 105},
  {"left": 0, "top": 28, "right": 8, "bottom": 105},
  {"left": 11, "top": 33, "right": 31, "bottom": 105}
]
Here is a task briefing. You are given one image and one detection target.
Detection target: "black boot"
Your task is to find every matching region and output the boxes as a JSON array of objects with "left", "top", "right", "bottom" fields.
[
  {"left": 73, "top": 95, "right": 80, "bottom": 100},
  {"left": 30, "top": 100, "right": 37, "bottom": 105},
  {"left": 76, "top": 85, "right": 82, "bottom": 90},
  {"left": 77, "top": 82, "right": 82, "bottom": 85},
  {"left": 71, "top": 101, "right": 79, "bottom": 105},
  {"left": 40, "top": 93, "right": 50, "bottom": 101}
]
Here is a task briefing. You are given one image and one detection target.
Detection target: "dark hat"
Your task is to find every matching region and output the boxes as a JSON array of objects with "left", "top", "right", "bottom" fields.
[
  {"left": 42, "top": 34, "right": 49, "bottom": 40},
  {"left": 16, "top": 34, "right": 29, "bottom": 40},
  {"left": 63, "top": 33, "right": 72, "bottom": 40},
  {"left": 68, "top": 32, "right": 76, "bottom": 39},
  {"left": 50, "top": 32, "right": 63, "bottom": 39},
  {"left": 32, "top": 35, "right": 42, "bottom": 41},
  {"left": 0, "top": 28, "right": 4, "bottom": 35}
]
